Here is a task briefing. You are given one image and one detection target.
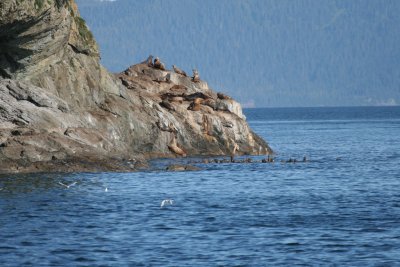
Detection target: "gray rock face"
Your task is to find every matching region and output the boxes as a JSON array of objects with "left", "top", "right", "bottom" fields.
[{"left": 0, "top": 0, "right": 272, "bottom": 173}]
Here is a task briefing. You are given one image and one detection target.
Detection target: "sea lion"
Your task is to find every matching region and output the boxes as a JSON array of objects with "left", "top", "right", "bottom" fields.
[
  {"left": 203, "top": 98, "right": 216, "bottom": 110},
  {"left": 160, "top": 62, "right": 166, "bottom": 71},
  {"left": 217, "top": 92, "right": 231, "bottom": 100},
  {"left": 153, "top": 73, "right": 171, "bottom": 83},
  {"left": 141, "top": 55, "right": 153, "bottom": 67},
  {"left": 202, "top": 115, "right": 216, "bottom": 142},
  {"left": 172, "top": 65, "right": 187, "bottom": 76},
  {"left": 184, "top": 92, "right": 209, "bottom": 101},
  {"left": 168, "top": 133, "right": 187, "bottom": 157},
  {"left": 160, "top": 100, "right": 175, "bottom": 111},
  {"left": 222, "top": 121, "right": 233, "bottom": 128},
  {"left": 265, "top": 154, "right": 274, "bottom": 163},
  {"left": 192, "top": 69, "right": 200, "bottom": 83},
  {"left": 170, "top": 84, "right": 187, "bottom": 92},
  {"left": 121, "top": 79, "right": 132, "bottom": 88},
  {"left": 230, "top": 142, "right": 239, "bottom": 163},
  {"left": 156, "top": 120, "right": 176, "bottom": 132},
  {"left": 154, "top": 57, "right": 166, "bottom": 70},
  {"left": 187, "top": 97, "right": 203, "bottom": 111},
  {"left": 170, "top": 96, "right": 184, "bottom": 103},
  {"left": 202, "top": 114, "right": 212, "bottom": 136},
  {"left": 165, "top": 73, "right": 171, "bottom": 82}
]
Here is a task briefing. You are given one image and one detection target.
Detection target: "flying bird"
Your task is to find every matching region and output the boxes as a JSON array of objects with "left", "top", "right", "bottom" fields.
[{"left": 58, "top": 181, "right": 77, "bottom": 188}]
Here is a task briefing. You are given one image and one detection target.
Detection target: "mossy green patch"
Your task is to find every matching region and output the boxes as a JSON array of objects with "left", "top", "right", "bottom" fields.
[
  {"left": 75, "top": 16, "right": 95, "bottom": 45},
  {"left": 34, "top": 0, "right": 45, "bottom": 9}
]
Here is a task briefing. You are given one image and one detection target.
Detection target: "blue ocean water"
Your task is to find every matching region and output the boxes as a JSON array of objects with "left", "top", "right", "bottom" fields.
[{"left": 1, "top": 106, "right": 400, "bottom": 266}]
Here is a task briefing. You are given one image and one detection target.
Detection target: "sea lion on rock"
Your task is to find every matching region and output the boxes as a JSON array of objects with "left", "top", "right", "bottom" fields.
[
  {"left": 160, "top": 100, "right": 175, "bottom": 111},
  {"left": 187, "top": 97, "right": 203, "bottom": 111},
  {"left": 184, "top": 92, "right": 209, "bottom": 101},
  {"left": 202, "top": 115, "right": 217, "bottom": 142},
  {"left": 217, "top": 92, "right": 232, "bottom": 100},
  {"left": 230, "top": 142, "right": 239, "bottom": 162},
  {"left": 165, "top": 73, "right": 171, "bottom": 82},
  {"left": 156, "top": 121, "right": 176, "bottom": 132},
  {"left": 154, "top": 57, "right": 166, "bottom": 70},
  {"left": 170, "top": 84, "right": 187, "bottom": 92},
  {"left": 192, "top": 69, "right": 200, "bottom": 83},
  {"left": 202, "top": 114, "right": 213, "bottom": 136},
  {"left": 222, "top": 121, "right": 233, "bottom": 128},
  {"left": 141, "top": 55, "right": 153, "bottom": 67},
  {"left": 170, "top": 96, "right": 184, "bottom": 103},
  {"left": 154, "top": 73, "right": 171, "bottom": 83},
  {"left": 173, "top": 65, "right": 187, "bottom": 76},
  {"left": 121, "top": 79, "right": 132, "bottom": 88},
  {"left": 203, "top": 98, "right": 216, "bottom": 110},
  {"left": 168, "top": 133, "right": 187, "bottom": 157}
]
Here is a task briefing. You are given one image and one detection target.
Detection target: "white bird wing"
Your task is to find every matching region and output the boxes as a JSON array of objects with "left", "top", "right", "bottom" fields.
[
  {"left": 161, "top": 199, "right": 175, "bottom": 208},
  {"left": 58, "top": 182, "right": 67, "bottom": 187},
  {"left": 69, "top": 182, "right": 77, "bottom": 187}
]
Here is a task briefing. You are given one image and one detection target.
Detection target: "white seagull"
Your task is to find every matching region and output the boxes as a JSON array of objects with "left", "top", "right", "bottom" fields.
[
  {"left": 105, "top": 187, "right": 108, "bottom": 192},
  {"left": 58, "top": 181, "right": 77, "bottom": 188},
  {"left": 160, "top": 199, "right": 174, "bottom": 208}
]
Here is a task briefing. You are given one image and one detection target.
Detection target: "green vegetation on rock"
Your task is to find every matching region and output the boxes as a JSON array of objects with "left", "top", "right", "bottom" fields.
[
  {"left": 75, "top": 16, "right": 94, "bottom": 46},
  {"left": 34, "top": 0, "right": 45, "bottom": 9}
]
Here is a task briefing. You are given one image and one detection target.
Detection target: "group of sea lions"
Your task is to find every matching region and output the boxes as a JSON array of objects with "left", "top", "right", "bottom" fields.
[
  {"left": 140, "top": 55, "right": 235, "bottom": 158},
  {"left": 188, "top": 155, "right": 311, "bottom": 164},
  {"left": 144, "top": 55, "right": 201, "bottom": 83}
]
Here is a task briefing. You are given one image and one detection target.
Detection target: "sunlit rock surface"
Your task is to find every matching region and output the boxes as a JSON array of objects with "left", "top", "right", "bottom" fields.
[{"left": 0, "top": 0, "right": 271, "bottom": 173}]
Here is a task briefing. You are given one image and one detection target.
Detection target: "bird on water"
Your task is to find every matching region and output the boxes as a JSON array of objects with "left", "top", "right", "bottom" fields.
[{"left": 160, "top": 199, "right": 174, "bottom": 208}]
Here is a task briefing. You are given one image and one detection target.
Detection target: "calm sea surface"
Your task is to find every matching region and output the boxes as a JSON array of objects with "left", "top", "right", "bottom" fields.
[{"left": 1, "top": 106, "right": 400, "bottom": 266}]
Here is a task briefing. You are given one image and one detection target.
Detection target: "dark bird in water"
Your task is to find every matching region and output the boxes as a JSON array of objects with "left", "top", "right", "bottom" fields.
[
  {"left": 154, "top": 57, "right": 166, "bottom": 70},
  {"left": 192, "top": 69, "right": 200, "bottom": 83},
  {"left": 172, "top": 65, "right": 187, "bottom": 76},
  {"left": 142, "top": 55, "right": 153, "bottom": 67}
]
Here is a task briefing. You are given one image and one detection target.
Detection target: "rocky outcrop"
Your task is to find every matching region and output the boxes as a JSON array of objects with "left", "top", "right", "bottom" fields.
[
  {"left": 115, "top": 63, "right": 271, "bottom": 157},
  {"left": 0, "top": 0, "right": 272, "bottom": 173}
]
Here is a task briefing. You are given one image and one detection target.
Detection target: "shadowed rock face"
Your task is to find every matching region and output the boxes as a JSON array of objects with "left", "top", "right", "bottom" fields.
[{"left": 0, "top": 0, "right": 272, "bottom": 173}]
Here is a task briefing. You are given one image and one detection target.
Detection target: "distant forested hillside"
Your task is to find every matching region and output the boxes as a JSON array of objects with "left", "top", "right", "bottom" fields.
[{"left": 76, "top": 0, "right": 400, "bottom": 107}]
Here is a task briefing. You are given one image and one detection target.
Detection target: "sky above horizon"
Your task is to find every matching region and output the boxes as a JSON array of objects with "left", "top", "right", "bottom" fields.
[{"left": 77, "top": 0, "right": 400, "bottom": 108}]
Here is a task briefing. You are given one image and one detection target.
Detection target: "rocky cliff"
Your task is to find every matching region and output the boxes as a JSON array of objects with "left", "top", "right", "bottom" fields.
[{"left": 0, "top": 0, "right": 271, "bottom": 173}]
